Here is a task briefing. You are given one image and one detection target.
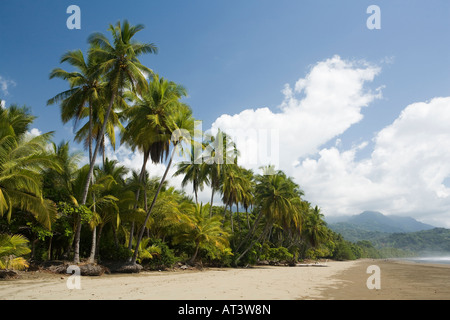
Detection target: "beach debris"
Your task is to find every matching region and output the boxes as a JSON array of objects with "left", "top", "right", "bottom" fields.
[{"left": 0, "top": 270, "right": 18, "bottom": 279}]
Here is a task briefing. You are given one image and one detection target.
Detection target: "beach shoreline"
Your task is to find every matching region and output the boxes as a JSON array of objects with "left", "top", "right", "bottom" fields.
[{"left": 1, "top": 259, "right": 450, "bottom": 300}]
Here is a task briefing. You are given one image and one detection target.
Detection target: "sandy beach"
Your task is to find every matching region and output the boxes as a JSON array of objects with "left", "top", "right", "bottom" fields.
[{"left": 1, "top": 259, "right": 450, "bottom": 300}]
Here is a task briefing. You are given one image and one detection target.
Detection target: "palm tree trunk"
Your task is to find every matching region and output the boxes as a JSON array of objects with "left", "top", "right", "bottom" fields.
[
  {"left": 235, "top": 210, "right": 264, "bottom": 253},
  {"left": 128, "top": 221, "right": 134, "bottom": 251},
  {"left": 74, "top": 92, "right": 115, "bottom": 264},
  {"left": 189, "top": 243, "right": 200, "bottom": 265},
  {"left": 209, "top": 187, "right": 215, "bottom": 217},
  {"left": 88, "top": 226, "right": 96, "bottom": 263},
  {"left": 102, "top": 135, "right": 106, "bottom": 166},
  {"left": 128, "top": 152, "right": 149, "bottom": 254},
  {"left": 47, "top": 236, "right": 52, "bottom": 260},
  {"left": 112, "top": 224, "right": 119, "bottom": 248},
  {"left": 131, "top": 144, "right": 177, "bottom": 265},
  {"left": 88, "top": 177, "right": 97, "bottom": 263},
  {"left": 95, "top": 224, "right": 104, "bottom": 260},
  {"left": 235, "top": 223, "right": 268, "bottom": 265},
  {"left": 89, "top": 104, "right": 93, "bottom": 165}
]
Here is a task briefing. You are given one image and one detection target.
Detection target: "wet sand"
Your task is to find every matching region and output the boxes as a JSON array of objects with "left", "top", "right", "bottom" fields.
[
  {"left": 1, "top": 259, "right": 449, "bottom": 300},
  {"left": 317, "top": 259, "right": 450, "bottom": 300}
]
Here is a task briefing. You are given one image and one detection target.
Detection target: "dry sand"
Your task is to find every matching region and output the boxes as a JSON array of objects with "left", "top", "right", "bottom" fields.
[{"left": 1, "top": 259, "right": 450, "bottom": 300}]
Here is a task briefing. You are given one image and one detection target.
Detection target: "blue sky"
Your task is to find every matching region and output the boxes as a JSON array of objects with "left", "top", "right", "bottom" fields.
[{"left": 1, "top": 1, "right": 450, "bottom": 226}]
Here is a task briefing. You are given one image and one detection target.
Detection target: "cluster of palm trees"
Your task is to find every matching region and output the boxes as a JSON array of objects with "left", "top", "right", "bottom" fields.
[{"left": 0, "top": 20, "right": 335, "bottom": 269}]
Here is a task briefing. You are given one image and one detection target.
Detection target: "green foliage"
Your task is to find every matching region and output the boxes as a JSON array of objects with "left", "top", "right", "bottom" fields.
[
  {"left": 143, "top": 239, "right": 176, "bottom": 270},
  {"left": 5, "top": 19, "right": 439, "bottom": 270},
  {"left": 332, "top": 238, "right": 357, "bottom": 261},
  {"left": 57, "top": 202, "right": 94, "bottom": 225},
  {"left": 261, "top": 245, "right": 293, "bottom": 262},
  {"left": 0, "top": 233, "right": 31, "bottom": 270}
]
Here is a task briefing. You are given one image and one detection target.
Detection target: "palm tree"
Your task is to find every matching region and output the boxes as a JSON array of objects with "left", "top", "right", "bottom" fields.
[
  {"left": 87, "top": 160, "right": 125, "bottom": 262},
  {"left": 131, "top": 101, "right": 195, "bottom": 265},
  {"left": 202, "top": 130, "right": 238, "bottom": 217},
  {"left": 0, "top": 233, "right": 31, "bottom": 271},
  {"left": 44, "top": 141, "right": 84, "bottom": 202},
  {"left": 83, "top": 19, "right": 157, "bottom": 205},
  {"left": 304, "top": 206, "right": 329, "bottom": 248},
  {"left": 73, "top": 92, "right": 128, "bottom": 166},
  {"left": 234, "top": 166, "right": 303, "bottom": 264},
  {"left": 48, "top": 49, "right": 103, "bottom": 164},
  {"left": 62, "top": 20, "right": 157, "bottom": 264},
  {"left": 173, "top": 140, "right": 208, "bottom": 205},
  {"left": 0, "top": 106, "right": 58, "bottom": 230},
  {"left": 121, "top": 75, "right": 186, "bottom": 250},
  {"left": 173, "top": 203, "right": 229, "bottom": 265}
]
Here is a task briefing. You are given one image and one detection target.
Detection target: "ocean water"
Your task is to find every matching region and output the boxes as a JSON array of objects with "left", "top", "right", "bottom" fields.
[{"left": 402, "top": 256, "right": 450, "bottom": 265}]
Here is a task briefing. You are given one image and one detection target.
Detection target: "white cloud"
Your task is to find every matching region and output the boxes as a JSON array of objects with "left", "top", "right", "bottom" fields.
[
  {"left": 0, "top": 75, "right": 16, "bottom": 96},
  {"left": 211, "top": 55, "right": 382, "bottom": 173},
  {"left": 295, "top": 97, "right": 450, "bottom": 227},
  {"left": 25, "top": 127, "right": 42, "bottom": 138},
  {"left": 210, "top": 55, "right": 450, "bottom": 228}
]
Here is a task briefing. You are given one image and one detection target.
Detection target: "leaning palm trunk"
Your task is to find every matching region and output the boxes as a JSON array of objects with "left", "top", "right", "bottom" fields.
[
  {"left": 128, "top": 152, "right": 149, "bottom": 252},
  {"left": 74, "top": 93, "right": 115, "bottom": 264},
  {"left": 209, "top": 187, "right": 215, "bottom": 217},
  {"left": 131, "top": 144, "right": 177, "bottom": 265}
]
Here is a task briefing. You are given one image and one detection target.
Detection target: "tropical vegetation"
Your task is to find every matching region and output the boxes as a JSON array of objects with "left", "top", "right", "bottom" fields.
[{"left": 0, "top": 20, "right": 391, "bottom": 273}]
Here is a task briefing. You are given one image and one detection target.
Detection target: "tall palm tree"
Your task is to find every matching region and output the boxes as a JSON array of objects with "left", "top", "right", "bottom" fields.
[
  {"left": 202, "top": 130, "right": 238, "bottom": 217},
  {"left": 48, "top": 49, "right": 103, "bottom": 164},
  {"left": 173, "top": 140, "right": 208, "bottom": 205},
  {"left": 83, "top": 19, "right": 157, "bottom": 206},
  {"left": 304, "top": 206, "right": 329, "bottom": 248},
  {"left": 234, "top": 166, "right": 303, "bottom": 264},
  {"left": 131, "top": 101, "right": 195, "bottom": 265},
  {"left": 62, "top": 20, "right": 157, "bottom": 264},
  {"left": 122, "top": 75, "right": 187, "bottom": 251}
]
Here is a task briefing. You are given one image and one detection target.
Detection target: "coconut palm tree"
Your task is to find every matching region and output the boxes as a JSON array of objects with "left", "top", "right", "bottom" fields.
[
  {"left": 131, "top": 101, "right": 195, "bottom": 265},
  {"left": 202, "top": 130, "right": 238, "bottom": 217},
  {"left": 122, "top": 75, "right": 187, "bottom": 253},
  {"left": 234, "top": 166, "right": 303, "bottom": 264},
  {"left": 0, "top": 106, "right": 58, "bottom": 230},
  {"left": 83, "top": 19, "right": 157, "bottom": 206},
  {"left": 304, "top": 205, "right": 329, "bottom": 248},
  {"left": 87, "top": 160, "right": 125, "bottom": 262},
  {"left": 173, "top": 203, "right": 229, "bottom": 265},
  {"left": 62, "top": 20, "right": 157, "bottom": 264},
  {"left": 173, "top": 140, "right": 208, "bottom": 205},
  {"left": 48, "top": 49, "right": 104, "bottom": 164},
  {"left": 0, "top": 233, "right": 31, "bottom": 271}
]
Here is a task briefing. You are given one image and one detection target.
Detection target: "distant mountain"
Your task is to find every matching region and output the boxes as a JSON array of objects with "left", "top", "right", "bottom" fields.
[
  {"left": 326, "top": 211, "right": 450, "bottom": 254},
  {"left": 372, "top": 228, "right": 450, "bottom": 253},
  {"left": 327, "top": 211, "right": 434, "bottom": 233},
  {"left": 326, "top": 211, "right": 435, "bottom": 243}
]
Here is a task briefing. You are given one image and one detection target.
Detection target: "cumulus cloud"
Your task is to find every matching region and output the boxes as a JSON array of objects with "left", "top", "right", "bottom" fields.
[
  {"left": 100, "top": 55, "right": 450, "bottom": 227},
  {"left": 210, "top": 55, "right": 450, "bottom": 227},
  {"left": 212, "top": 55, "right": 382, "bottom": 173},
  {"left": 25, "top": 128, "right": 42, "bottom": 138},
  {"left": 296, "top": 97, "right": 450, "bottom": 227}
]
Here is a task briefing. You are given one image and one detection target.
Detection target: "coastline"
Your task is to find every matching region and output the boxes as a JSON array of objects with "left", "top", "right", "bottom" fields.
[
  {"left": 317, "top": 258, "right": 450, "bottom": 300},
  {"left": 1, "top": 259, "right": 450, "bottom": 300}
]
